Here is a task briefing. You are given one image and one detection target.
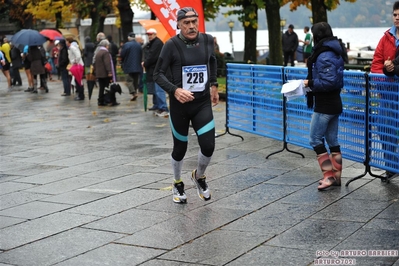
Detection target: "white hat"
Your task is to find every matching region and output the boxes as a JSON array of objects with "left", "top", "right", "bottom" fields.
[
  {"left": 54, "top": 40, "right": 60, "bottom": 45},
  {"left": 146, "top": 28, "right": 157, "bottom": 34}
]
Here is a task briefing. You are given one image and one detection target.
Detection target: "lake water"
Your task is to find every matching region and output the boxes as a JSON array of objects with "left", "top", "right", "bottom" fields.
[{"left": 209, "top": 27, "right": 388, "bottom": 54}]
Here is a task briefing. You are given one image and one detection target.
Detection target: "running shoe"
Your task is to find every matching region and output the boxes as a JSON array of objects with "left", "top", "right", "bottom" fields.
[
  {"left": 172, "top": 181, "right": 187, "bottom": 204},
  {"left": 191, "top": 170, "right": 211, "bottom": 201},
  {"left": 155, "top": 110, "right": 169, "bottom": 118}
]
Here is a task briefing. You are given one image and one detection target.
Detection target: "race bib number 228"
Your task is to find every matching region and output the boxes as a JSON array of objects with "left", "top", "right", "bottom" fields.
[{"left": 182, "top": 64, "right": 208, "bottom": 92}]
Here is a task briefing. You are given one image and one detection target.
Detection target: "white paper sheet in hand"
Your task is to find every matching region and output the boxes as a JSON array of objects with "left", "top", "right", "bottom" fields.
[
  {"left": 281, "top": 80, "right": 310, "bottom": 101},
  {"left": 281, "top": 80, "right": 303, "bottom": 93}
]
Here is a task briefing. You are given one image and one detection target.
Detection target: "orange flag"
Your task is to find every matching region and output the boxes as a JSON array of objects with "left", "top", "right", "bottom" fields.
[{"left": 144, "top": 0, "right": 205, "bottom": 37}]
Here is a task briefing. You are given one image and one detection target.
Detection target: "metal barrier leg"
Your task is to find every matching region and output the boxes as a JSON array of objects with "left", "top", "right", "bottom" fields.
[
  {"left": 216, "top": 124, "right": 244, "bottom": 140},
  {"left": 345, "top": 165, "right": 387, "bottom": 186},
  {"left": 216, "top": 72, "right": 244, "bottom": 141},
  {"left": 266, "top": 96, "right": 304, "bottom": 159},
  {"left": 266, "top": 141, "right": 305, "bottom": 159}
]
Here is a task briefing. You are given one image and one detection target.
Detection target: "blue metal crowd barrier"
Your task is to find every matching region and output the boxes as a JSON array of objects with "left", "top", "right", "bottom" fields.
[
  {"left": 224, "top": 63, "right": 399, "bottom": 184},
  {"left": 226, "top": 64, "right": 284, "bottom": 141},
  {"left": 284, "top": 68, "right": 368, "bottom": 163},
  {"left": 284, "top": 67, "right": 313, "bottom": 150},
  {"left": 368, "top": 74, "right": 399, "bottom": 174}
]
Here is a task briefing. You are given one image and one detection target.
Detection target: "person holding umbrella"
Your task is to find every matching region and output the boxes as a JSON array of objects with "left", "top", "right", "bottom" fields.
[
  {"left": 27, "top": 45, "right": 48, "bottom": 93},
  {"left": 11, "top": 29, "right": 47, "bottom": 92},
  {"left": 66, "top": 38, "right": 84, "bottom": 100},
  {"left": 93, "top": 39, "right": 118, "bottom": 106}
]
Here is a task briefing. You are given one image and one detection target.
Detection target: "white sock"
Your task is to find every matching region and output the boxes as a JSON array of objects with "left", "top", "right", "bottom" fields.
[
  {"left": 196, "top": 150, "right": 211, "bottom": 179},
  {"left": 171, "top": 156, "right": 183, "bottom": 182}
]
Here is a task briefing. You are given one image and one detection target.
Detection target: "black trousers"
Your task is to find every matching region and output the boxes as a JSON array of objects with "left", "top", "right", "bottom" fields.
[
  {"left": 11, "top": 67, "right": 22, "bottom": 85},
  {"left": 98, "top": 77, "right": 110, "bottom": 104},
  {"left": 75, "top": 82, "right": 84, "bottom": 99},
  {"left": 283, "top": 51, "right": 295, "bottom": 66},
  {"left": 170, "top": 95, "right": 215, "bottom": 161}
]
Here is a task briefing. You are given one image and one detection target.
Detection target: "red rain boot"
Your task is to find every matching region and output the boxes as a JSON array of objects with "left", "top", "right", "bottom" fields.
[
  {"left": 317, "top": 152, "right": 339, "bottom": 190},
  {"left": 330, "top": 151, "right": 342, "bottom": 186}
]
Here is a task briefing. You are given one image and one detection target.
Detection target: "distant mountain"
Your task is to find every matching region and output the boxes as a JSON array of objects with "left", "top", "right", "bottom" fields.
[{"left": 205, "top": 0, "right": 394, "bottom": 31}]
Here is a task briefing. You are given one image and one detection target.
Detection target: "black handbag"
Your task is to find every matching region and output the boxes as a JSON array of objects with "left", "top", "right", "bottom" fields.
[{"left": 110, "top": 83, "right": 122, "bottom": 95}]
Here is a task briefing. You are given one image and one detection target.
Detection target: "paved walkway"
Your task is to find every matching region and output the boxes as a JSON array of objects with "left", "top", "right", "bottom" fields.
[{"left": 0, "top": 73, "right": 398, "bottom": 266}]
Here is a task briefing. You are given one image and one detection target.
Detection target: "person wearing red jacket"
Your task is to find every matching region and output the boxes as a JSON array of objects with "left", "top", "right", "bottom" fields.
[
  {"left": 370, "top": 0, "right": 399, "bottom": 180},
  {"left": 371, "top": 30, "right": 398, "bottom": 73}
]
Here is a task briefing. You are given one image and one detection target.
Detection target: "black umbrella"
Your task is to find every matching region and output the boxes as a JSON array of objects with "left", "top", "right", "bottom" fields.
[
  {"left": 11, "top": 29, "right": 47, "bottom": 47},
  {"left": 86, "top": 73, "right": 96, "bottom": 100}
]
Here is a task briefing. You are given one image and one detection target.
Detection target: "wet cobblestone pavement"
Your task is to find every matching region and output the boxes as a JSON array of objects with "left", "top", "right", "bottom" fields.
[{"left": 1, "top": 75, "right": 398, "bottom": 265}]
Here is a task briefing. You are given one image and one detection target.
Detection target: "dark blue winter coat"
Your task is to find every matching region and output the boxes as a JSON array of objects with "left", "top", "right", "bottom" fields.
[
  {"left": 120, "top": 40, "right": 142, "bottom": 74},
  {"left": 308, "top": 37, "right": 344, "bottom": 115},
  {"left": 310, "top": 38, "right": 344, "bottom": 93}
]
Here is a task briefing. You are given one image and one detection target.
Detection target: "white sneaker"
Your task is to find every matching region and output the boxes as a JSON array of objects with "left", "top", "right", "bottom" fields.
[
  {"left": 172, "top": 181, "right": 187, "bottom": 204},
  {"left": 191, "top": 170, "right": 211, "bottom": 201}
]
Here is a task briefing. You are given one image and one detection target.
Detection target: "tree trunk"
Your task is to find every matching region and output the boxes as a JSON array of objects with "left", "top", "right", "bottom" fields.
[
  {"left": 264, "top": 0, "right": 283, "bottom": 65},
  {"left": 117, "top": 0, "right": 133, "bottom": 42},
  {"left": 90, "top": 8, "right": 100, "bottom": 42},
  {"left": 23, "top": 13, "right": 34, "bottom": 29},
  {"left": 98, "top": 16, "right": 105, "bottom": 33},
  {"left": 311, "top": 0, "right": 328, "bottom": 24},
  {"left": 89, "top": 0, "right": 109, "bottom": 42},
  {"left": 55, "top": 12, "right": 62, "bottom": 29},
  {"left": 243, "top": 3, "right": 257, "bottom": 63}
]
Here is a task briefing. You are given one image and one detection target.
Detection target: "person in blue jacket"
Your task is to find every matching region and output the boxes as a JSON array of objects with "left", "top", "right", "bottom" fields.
[
  {"left": 303, "top": 22, "right": 344, "bottom": 191},
  {"left": 0, "top": 50, "right": 4, "bottom": 67},
  {"left": 120, "top": 32, "right": 143, "bottom": 101}
]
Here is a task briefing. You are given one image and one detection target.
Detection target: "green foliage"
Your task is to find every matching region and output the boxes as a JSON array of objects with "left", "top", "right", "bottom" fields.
[{"left": 206, "top": 0, "right": 265, "bottom": 29}]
